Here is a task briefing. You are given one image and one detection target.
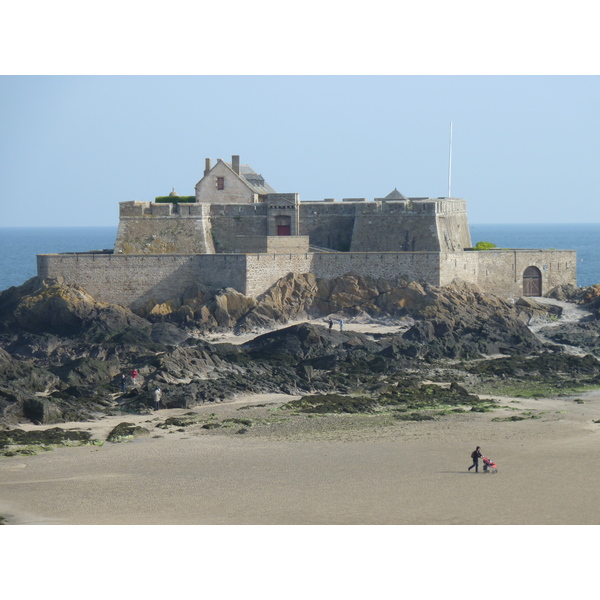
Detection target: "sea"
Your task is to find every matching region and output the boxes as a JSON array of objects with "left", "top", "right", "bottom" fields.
[{"left": 0, "top": 223, "right": 598, "bottom": 293}]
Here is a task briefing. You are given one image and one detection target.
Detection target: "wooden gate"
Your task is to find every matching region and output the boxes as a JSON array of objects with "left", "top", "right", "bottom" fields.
[{"left": 523, "top": 266, "right": 542, "bottom": 297}]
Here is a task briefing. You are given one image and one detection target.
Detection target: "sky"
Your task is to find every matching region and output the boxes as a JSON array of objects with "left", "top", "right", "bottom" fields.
[
  {"left": 2, "top": 2, "right": 600, "bottom": 229},
  {"left": 2, "top": 74, "right": 599, "bottom": 227}
]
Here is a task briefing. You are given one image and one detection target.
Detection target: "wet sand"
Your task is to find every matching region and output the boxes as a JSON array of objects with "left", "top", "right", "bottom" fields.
[{"left": 2, "top": 390, "right": 600, "bottom": 525}]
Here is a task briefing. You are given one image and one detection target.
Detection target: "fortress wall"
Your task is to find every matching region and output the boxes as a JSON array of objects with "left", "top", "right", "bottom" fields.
[
  {"left": 113, "top": 198, "right": 472, "bottom": 256},
  {"left": 435, "top": 211, "right": 472, "bottom": 251},
  {"left": 310, "top": 252, "right": 441, "bottom": 283},
  {"left": 115, "top": 203, "right": 215, "bottom": 254},
  {"left": 438, "top": 250, "right": 577, "bottom": 297},
  {"left": 232, "top": 236, "right": 309, "bottom": 254},
  {"left": 469, "top": 250, "right": 577, "bottom": 297},
  {"left": 209, "top": 204, "right": 268, "bottom": 252},
  {"left": 439, "top": 252, "right": 481, "bottom": 287},
  {"left": 114, "top": 217, "right": 215, "bottom": 254},
  {"left": 37, "top": 253, "right": 247, "bottom": 309},
  {"left": 264, "top": 236, "right": 310, "bottom": 253},
  {"left": 244, "top": 252, "right": 442, "bottom": 298},
  {"left": 350, "top": 211, "right": 440, "bottom": 252},
  {"left": 37, "top": 248, "right": 577, "bottom": 311},
  {"left": 298, "top": 202, "right": 356, "bottom": 250},
  {"left": 244, "top": 254, "right": 314, "bottom": 297}
]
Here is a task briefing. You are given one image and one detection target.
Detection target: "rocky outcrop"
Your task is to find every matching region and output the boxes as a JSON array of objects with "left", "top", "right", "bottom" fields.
[
  {"left": 0, "top": 273, "right": 593, "bottom": 427},
  {"left": 0, "top": 278, "right": 152, "bottom": 343},
  {"left": 546, "top": 283, "right": 600, "bottom": 307}
]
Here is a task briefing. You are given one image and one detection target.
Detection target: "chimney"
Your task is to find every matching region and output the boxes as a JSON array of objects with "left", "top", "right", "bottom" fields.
[
  {"left": 232, "top": 155, "right": 240, "bottom": 175},
  {"left": 204, "top": 158, "right": 211, "bottom": 176}
]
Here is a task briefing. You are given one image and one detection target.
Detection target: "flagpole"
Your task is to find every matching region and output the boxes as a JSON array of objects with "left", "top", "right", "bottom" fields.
[{"left": 448, "top": 121, "right": 453, "bottom": 198}]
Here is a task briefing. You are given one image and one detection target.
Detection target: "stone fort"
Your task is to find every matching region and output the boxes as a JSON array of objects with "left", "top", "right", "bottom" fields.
[{"left": 37, "top": 154, "right": 576, "bottom": 310}]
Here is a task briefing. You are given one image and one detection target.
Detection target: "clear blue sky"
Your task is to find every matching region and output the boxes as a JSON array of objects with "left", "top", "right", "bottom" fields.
[{"left": 1, "top": 75, "right": 599, "bottom": 227}]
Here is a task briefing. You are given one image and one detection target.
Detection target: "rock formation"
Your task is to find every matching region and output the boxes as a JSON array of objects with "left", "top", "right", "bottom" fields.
[{"left": 0, "top": 273, "right": 597, "bottom": 428}]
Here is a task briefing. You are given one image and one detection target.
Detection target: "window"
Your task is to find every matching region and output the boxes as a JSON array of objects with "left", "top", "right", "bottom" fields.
[{"left": 217, "top": 177, "right": 224, "bottom": 190}]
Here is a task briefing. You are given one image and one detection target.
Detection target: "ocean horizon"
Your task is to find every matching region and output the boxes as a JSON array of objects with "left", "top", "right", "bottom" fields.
[{"left": 0, "top": 223, "right": 598, "bottom": 293}]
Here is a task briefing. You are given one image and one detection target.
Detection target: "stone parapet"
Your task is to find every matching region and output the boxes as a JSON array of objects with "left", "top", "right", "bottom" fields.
[{"left": 37, "top": 247, "right": 578, "bottom": 309}]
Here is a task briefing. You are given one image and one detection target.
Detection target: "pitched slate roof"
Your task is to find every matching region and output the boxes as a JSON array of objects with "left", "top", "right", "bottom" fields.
[{"left": 224, "top": 162, "right": 277, "bottom": 194}]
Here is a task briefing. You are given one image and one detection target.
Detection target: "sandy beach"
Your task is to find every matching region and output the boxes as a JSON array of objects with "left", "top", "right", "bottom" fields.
[{"left": 2, "top": 385, "right": 600, "bottom": 525}]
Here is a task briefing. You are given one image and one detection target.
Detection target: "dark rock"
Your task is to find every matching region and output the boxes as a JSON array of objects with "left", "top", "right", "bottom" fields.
[
  {"left": 150, "top": 322, "right": 189, "bottom": 346},
  {"left": 22, "top": 397, "right": 63, "bottom": 424},
  {"left": 538, "top": 321, "right": 600, "bottom": 354},
  {"left": 3, "top": 272, "right": 598, "bottom": 430},
  {"left": 0, "top": 426, "right": 92, "bottom": 449},
  {"left": 106, "top": 422, "right": 150, "bottom": 443}
]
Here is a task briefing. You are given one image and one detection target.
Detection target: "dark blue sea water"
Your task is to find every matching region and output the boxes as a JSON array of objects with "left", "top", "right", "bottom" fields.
[
  {"left": 0, "top": 224, "right": 598, "bottom": 293},
  {"left": 0, "top": 227, "right": 118, "bottom": 292}
]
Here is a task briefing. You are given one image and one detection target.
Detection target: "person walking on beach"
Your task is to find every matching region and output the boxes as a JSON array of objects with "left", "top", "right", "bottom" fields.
[
  {"left": 468, "top": 446, "right": 482, "bottom": 473},
  {"left": 120, "top": 373, "right": 127, "bottom": 393},
  {"left": 153, "top": 388, "right": 162, "bottom": 410},
  {"left": 339, "top": 318, "right": 344, "bottom": 331},
  {"left": 130, "top": 369, "right": 138, "bottom": 387},
  {"left": 328, "top": 318, "right": 333, "bottom": 330}
]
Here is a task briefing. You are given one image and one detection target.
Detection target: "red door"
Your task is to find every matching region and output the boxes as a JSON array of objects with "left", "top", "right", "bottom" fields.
[{"left": 278, "top": 225, "right": 291, "bottom": 236}]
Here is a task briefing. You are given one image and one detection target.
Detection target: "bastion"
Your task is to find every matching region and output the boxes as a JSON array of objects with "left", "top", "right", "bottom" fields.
[{"left": 37, "top": 154, "right": 576, "bottom": 310}]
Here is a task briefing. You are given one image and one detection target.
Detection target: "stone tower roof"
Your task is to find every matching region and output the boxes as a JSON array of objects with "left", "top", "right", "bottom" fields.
[
  {"left": 384, "top": 188, "right": 408, "bottom": 200},
  {"left": 169, "top": 188, "right": 179, "bottom": 197}
]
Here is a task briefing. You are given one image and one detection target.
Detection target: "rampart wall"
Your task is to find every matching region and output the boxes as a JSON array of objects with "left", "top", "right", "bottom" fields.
[
  {"left": 445, "top": 249, "right": 577, "bottom": 297},
  {"left": 209, "top": 204, "right": 268, "bottom": 252},
  {"left": 244, "top": 252, "right": 441, "bottom": 297},
  {"left": 113, "top": 198, "right": 472, "bottom": 255},
  {"left": 37, "top": 253, "right": 247, "bottom": 310},
  {"left": 115, "top": 202, "right": 215, "bottom": 254},
  {"left": 37, "top": 246, "right": 577, "bottom": 309},
  {"left": 298, "top": 202, "right": 356, "bottom": 251},
  {"left": 37, "top": 250, "right": 446, "bottom": 308}
]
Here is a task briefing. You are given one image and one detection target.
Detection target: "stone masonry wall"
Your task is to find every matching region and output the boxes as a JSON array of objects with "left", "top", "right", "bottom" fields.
[
  {"left": 115, "top": 202, "right": 215, "bottom": 254},
  {"left": 439, "top": 250, "right": 577, "bottom": 296},
  {"left": 209, "top": 204, "right": 268, "bottom": 252},
  {"left": 37, "top": 249, "right": 577, "bottom": 309},
  {"left": 113, "top": 198, "right": 471, "bottom": 255},
  {"left": 233, "top": 236, "right": 310, "bottom": 254},
  {"left": 195, "top": 160, "right": 257, "bottom": 204},
  {"left": 298, "top": 202, "right": 355, "bottom": 250},
  {"left": 37, "top": 253, "right": 247, "bottom": 310},
  {"left": 350, "top": 208, "right": 439, "bottom": 252},
  {"left": 466, "top": 250, "right": 577, "bottom": 297},
  {"left": 244, "top": 252, "right": 442, "bottom": 298},
  {"left": 435, "top": 209, "right": 472, "bottom": 251}
]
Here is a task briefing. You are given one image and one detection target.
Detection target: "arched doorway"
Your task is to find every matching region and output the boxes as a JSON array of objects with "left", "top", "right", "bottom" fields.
[{"left": 523, "top": 266, "right": 542, "bottom": 297}]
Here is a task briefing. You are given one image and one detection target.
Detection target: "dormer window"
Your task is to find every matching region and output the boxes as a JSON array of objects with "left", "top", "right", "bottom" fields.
[{"left": 217, "top": 177, "right": 225, "bottom": 190}]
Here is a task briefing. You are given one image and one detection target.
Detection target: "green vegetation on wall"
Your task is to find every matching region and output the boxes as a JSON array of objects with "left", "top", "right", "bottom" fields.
[
  {"left": 473, "top": 241, "right": 497, "bottom": 250},
  {"left": 155, "top": 196, "right": 196, "bottom": 204}
]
